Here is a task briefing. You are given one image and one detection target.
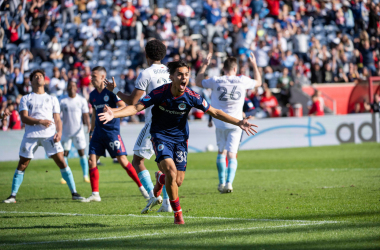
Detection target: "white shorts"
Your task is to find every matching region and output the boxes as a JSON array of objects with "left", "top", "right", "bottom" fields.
[
  {"left": 133, "top": 122, "right": 154, "bottom": 160},
  {"left": 19, "top": 136, "right": 64, "bottom": 159},
  {"left": 216, "top": 128, "right": 242, "bottom": 154},
  {"left": 61, "top": 132, "right": 87, "bottom": 151}
]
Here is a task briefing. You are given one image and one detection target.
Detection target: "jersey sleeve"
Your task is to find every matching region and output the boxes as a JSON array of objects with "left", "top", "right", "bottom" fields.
[
  {"left": 201, "top": 77, "right": 216, "bottom": 89},
  {"left": 193, "top": 95, "right": 211, "bottom": 113},
  {"left": 81, "top": 97, "right": 89, "bottom": 113},
  {"left": 242, "top": 76, "right": 258, "bottom": 89},
  {"left": 139, "top": 89, "right": 161, "bottom": 108},
  {"left": 52, "top": 96, "right": 60, "bottom": 113},
  {"left": 134, "top": 70, "right": 150, "bottom": 91},
  {"left": 19, "top": 96, "right": 28, "bottom": 112}
]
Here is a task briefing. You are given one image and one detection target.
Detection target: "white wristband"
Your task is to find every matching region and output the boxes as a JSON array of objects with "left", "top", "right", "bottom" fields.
[{"left": 113, "top": 87, "right": 120, "bottom": 95}]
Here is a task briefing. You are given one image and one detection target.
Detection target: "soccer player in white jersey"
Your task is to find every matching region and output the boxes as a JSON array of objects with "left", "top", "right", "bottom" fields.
[
  {"left": 3, "top": 69, "right": 84, "bottom": 203},
  {"left": 59, "top": 79, "right": 91, "bottom": 184},
  {"left": 196, "top": 52, "right": 262, "bottom": 193},
  {"left": 105, "top": 39, "right": 172, "bottom": 213}
]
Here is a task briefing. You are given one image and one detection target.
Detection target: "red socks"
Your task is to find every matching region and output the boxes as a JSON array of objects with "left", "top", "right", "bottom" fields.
[
  {"left": 89, "top": 167, "right": 99, "bottom": 192},
  {"left": 170, "top": 197, "right": 182, "bottom": 213},
  {"left": 123, "top": 162, "right": 142, "bottom": 187},
  {"left": 158, "top": 173, "right": 166, "bottom": 185}
]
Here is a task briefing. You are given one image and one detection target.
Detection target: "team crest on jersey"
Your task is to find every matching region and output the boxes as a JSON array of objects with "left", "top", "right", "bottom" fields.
[
  {"left": 178, "top": 103, "right": 186, "bottom": 110},
  {"left": 202, "top": 99, "right": 208, "bottom": 108},
  {"left": 158, "top": 144, "right": 164, "bottom": 151},
  {"left": 104, "top": 94, "right": 109, "bottom": 102},
  {"left": 143, "top": 95, "right": 151, "bottom": 101}
]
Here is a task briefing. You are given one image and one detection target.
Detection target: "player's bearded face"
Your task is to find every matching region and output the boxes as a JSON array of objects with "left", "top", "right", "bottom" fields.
[{"left": 173, "top": 67, "right": 189, "bottom": 93}]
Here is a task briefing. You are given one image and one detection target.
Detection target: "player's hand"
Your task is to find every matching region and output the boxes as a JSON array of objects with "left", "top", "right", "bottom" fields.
[
  {"left": 104, "top": 77, "right": 116, "bottom": 92},
  {"left": 248, "top": 52, "right": 257, "bottom": 66},
  {"left": 238, "top": 116, "right": 258, "bottom": 136},
  {"left": 203, "top": 53, "right": 212, "bottom": 67},
  {"left": 39, "top": 119, "right": 53, "bottom": 128},
  {"left": 98, "top": 105, "right": 114, "bottom": 124},
  {"left": 208, "top": 121, "right": 213, "bottom": 128},
  {"left": 53, "top": 133, "right": 61, "bottom": 143}
]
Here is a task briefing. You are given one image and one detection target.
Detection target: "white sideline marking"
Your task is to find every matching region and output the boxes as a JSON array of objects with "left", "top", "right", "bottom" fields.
[
  {"left": 211, "top": 168, "right": 380, "bottom": 172},
  {"left": 0, "top": 211, "right": 340, "bottom": 224},
  {"left": 0, "top": 222, "right": 332, "bottom": 247}
]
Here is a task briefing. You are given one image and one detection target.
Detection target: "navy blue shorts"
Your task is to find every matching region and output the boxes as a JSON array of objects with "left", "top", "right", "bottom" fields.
[
  {"left": 89, "top": 130, "right": 127, "bottom": 158},
  {"left": 151, "top": 137, "right": 188, "bottom": 171}
]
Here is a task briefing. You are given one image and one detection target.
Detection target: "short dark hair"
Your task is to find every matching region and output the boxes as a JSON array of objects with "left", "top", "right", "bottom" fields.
[
  {"left": 167, "top": 60, "right": 190, "bottom": 75},
  {"left": 92, "top": 66, "right": 107, "bottom": 73},
  {"left": 223, "top": 57, "right": 237, "bottom": 72},
  {"left": 29, "top": 69, "right": 45, "bottom": 81},
  {"left": 145, "top": 39, "right": 167, "bottom": 61}
]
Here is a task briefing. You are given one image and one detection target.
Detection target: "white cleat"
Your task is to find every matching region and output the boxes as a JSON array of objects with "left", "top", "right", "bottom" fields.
[
  {"left": 218, "top": 184, "right": 225, "bottom": 193},
  {"left": 139, "top": 186, "right": 150, "bottom": 200},
  {"left": 157, "top": 203, "right": 173, "bottom": 213},
  {"left": 81, "top": 193, "right": 101, "bottom": 202},
  {"left": 141, "top": 196, "right": 163, "bottom": 214},
  {"left": 3, "top": 196, "right": 16, "bottom": 203},
  {"left": 223, "top": 183, "right": 233, "bottom": 193}
]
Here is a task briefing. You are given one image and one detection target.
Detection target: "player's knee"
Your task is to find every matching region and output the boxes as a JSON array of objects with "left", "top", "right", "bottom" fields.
[
  {"left": 227, "top": 152, "right": 237, "bottom": 160},
  {"left": 77, "top": 150, "right": 85, "bottom": 157},
  {"left": 88, "top": 158, "right": 96, "bottom": 168},
  {"left": 132, "top": 156, "right": 145, "bottom": 172},
  {"left": 176, "top": 179, "right": 183, "bottom": 187}
]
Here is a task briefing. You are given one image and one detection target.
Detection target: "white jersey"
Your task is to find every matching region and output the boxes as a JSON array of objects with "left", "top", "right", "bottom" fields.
[
  {"left": 19, "top": 92, "right": 60, "bottom": 138},
  {"left": 135, "top": 64, "right": 171, "bottom": 122},
  {"left": 60, "top": 94, "right": 89, "bottom": 138},
  {"left": 202, "top": 75, "right": 257, "bottom": 129}
]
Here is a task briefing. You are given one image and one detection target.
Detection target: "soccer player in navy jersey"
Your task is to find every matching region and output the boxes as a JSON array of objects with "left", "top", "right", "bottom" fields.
[
  {"left": 98, "top": 61, "right": 258, "bottom": 224},
  {"left": 81, "top": 66, "right": 149, "bottom": 202}
]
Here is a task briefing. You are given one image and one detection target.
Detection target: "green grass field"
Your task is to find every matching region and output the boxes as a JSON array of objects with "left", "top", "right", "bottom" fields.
[{"left": 0, "top": 143, "right": 379, "bottom": 249}]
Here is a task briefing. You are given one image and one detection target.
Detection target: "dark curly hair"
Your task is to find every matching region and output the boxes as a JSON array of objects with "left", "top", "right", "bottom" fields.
[
  {"left": 145, "top": 39, "right": 167, "bottom": 61},
  {"left": 167, "top": 60, "right": 190, "bottom": 75},
  {"left": 29, "top": 69, "right": 45, "bottom": 81}
]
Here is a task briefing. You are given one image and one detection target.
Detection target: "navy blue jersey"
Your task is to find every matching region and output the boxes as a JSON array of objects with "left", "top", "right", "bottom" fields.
[
  {"left": 89, "top": 88, "right": 122, "bottom": 132},
  {"left": 140, "top": 84, "right": 210, "bottom": 143}
]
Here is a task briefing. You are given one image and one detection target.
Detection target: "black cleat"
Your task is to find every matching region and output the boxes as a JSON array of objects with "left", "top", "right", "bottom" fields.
[{"left": 72, "top": 193, "right": 85, "bottom": 200}]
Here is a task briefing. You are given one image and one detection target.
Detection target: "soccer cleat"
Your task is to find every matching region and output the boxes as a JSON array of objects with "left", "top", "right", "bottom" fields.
[
  {"left": 60, "top": 178, "right": 67, "bottom": 184},
  {"left": 84, "top": 176, "right": 90, "bottom": 183},
  {"left": 72, "top": 193, "right": 85, "bottom": 200},
  {"left": 81, "top": 193, "right": 101, "bottom": 202},
  {"left": 174, "top": 211, "right": 185, "bottom": 224},
  {"left": 139, "top": 186, "right": 150, "bottom": 199},
  {"left": 157, "top": 203, "right": 173, "bottom": 213},
  {"left": 223, "top": 183, "right": 233, "bottom": 193},
  {"left": 153, "top": 171, "right": 164, "bottom": 197},
  {"left": 3, "top": 195, "right": 16, "bottom": 203},
  {"left": 141, "top": 196, "right": 163, "bottom": 214},
  {"left": 218, "top": 184, "right": 225, "bottom": 193}
]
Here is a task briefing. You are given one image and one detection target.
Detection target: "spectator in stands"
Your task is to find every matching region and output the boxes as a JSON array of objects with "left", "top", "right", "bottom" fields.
[
  {"left": 291, "top": 18, "right": 312, "bottom": 63},
  {"left": 335, "top": 67, "right": 349, "bottom": 83},
  {"left": 278, "top": 67, "right": 292, "bottom": 105},
  {"left": 264, "top": 66, "right": 277, "bottom": 88},
  {"left": 308, "top": 94, "right": 324, "bottom": 116},
  {"left": 203, "top": 0, "right": 222, "bottom": 49},
  {"left": 105, "top": 6, "right": 122, "bottom": 43},
  {"left": 121, "top": 0, "right": 137, "bottom": 41},
  {"left": 282, "top": 50, "right": 297, "bottom": 71},
  {"left": 260, "top": 88, "right": 280, "bottom": 117},
  {"left": 347, "top": 63, "right": 360, "bottom": 82},
  {"left": 177, "top": 0, "right": 194, "bottom": 26},
  {"left": 22, "top": 14, "right": 49, "bottom": 62},
  {"left": 255, "top": 40, "right": 269, "bottom": 68},
  {"left": 360, "top": 40, "right": 376, "bottom": 75},
  {"left": 350, "top": 102, "right": 362, "bottom": 114},
  {"left": 4, "top": 13, "right": 22, "bottom": 45},
  {"left": 86, "top": 0, "right": 98, "bottom": 13},
  {"left": 267, "top": 0, "right": 280, "bottom": 18},
  {"left": 0, "top": 61, "right": 8, "bottom": 94},
  {"left": 47, "top": 36, "right": 62, "bottom": 62},
  {"left": 124, "top": 69, "right": 136, "bottom": 94},
  {"left": 250, "top": 0, "right": 263, "bottom": 17},
  {"left": 80, "top": 18, "right": 98, "bottom": 45},
  {"left": 371, "top": 94, "right": 380, "bottom": 113},
  {"left": 62, "top": 0, "right": 75, "bottom": 24},
  {"left": 7, "top": 102, "right": 21, "bottom": 130},
  {"left": 49, "top": 67, "right": 67, "bottom": 99}
]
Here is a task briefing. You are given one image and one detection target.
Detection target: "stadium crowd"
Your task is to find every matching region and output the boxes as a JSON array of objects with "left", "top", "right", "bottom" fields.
[{"left": 1, "top": 0, "right": 380, "bottom": 130}]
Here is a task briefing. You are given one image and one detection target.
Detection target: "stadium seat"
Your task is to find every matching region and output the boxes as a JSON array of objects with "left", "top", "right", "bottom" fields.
[
  {"left": 18, "top": 43, "right": 31, "bottom": 52},
  {"left": 74, "top": 41, "right": 83, "bottom": 48}
]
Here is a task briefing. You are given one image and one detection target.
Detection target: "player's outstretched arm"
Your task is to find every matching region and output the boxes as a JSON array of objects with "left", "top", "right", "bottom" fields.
[
  {"left": 98, "top": 103, "right": 145, "bottom": 124},
  {"left": 20, "top": 110, "right": 53, "bottom": 127},
  {"left": 53, "top": 113, "right": 62, "bottom": 142},
  {"left": 195, "top": 53, "right": 212, "bottom": 88},
  {"left": 104, "top": 77, "right": 145, "bottom": 105},
  {"left": 249, "top": 52, "right": 262, "bottom": 87},
  {"left": 206, "top": 106, "right": 258, "bottom": 136}
]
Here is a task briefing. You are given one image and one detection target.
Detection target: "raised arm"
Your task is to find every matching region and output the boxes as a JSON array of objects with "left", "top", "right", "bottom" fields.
[
  {"left": 104, "top": 77, "right": 145, "bottom": 105},
  {"left": 53, "top": 113, "right": 62, "bottom": 142},
  {"left": 206, "top": 106, "right": 258, "bottom": 136},
  {"left": 21, "top": 14, "right": 30, "bottom": 31},
  {"left": 248, "top": 52, "right": 262, "bottom": 87},
  {"left": 98, "top": 103, "right": 145, "bottom": 124},
  {"left": 195, "top": 53, "right": 212, "bottom": 87},
  {"left": 4, "top": 13, "right": 10, "bottom": 29}
]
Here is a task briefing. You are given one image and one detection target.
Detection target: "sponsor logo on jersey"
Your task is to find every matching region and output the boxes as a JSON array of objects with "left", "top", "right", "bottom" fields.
[
  {"left": 93, "top": 104, "right": 107, "bottom": 110},
  {"left": 153, "top": 69, "right": 168, "bottom": 74},
  {"left": 202, "top": 99, "right": 208, "bottom": 108},
  {"left": 104, "top": 94, "right": 109, "bottom": 102},
  {"left": 158, "top": 144, "right": 164, "bottom": 151},
  {"left": 159, "top": 106, "right": 186, "bottom": 115},
  {"left": 178, "top": 103, "right": 186, "bottom": 110},
  {"left": 143, "top": 95, "right": 151, "bottom": 101}
]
